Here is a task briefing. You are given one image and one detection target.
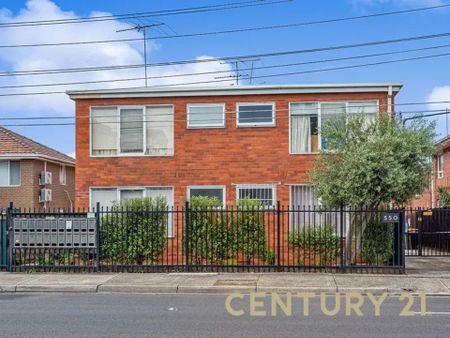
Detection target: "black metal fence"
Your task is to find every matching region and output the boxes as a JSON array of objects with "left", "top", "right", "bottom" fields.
[
  {"left": 3, "top": 203, "right": 405, "bottom": 273},
  {"left": 405, "top": 208, "right": 450, "bottom": 256}
]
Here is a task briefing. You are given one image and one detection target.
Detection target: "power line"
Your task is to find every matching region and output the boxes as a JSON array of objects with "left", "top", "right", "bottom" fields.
[
  {"left": 0, "top": 0, "right": 291, "bottom": 28},
  {"left": 3, "top": 43, "right": 450, "bottom": 90},
  {"left": 3, "top": 30, "right": 450, "bottom": 78},
  {"left": 2, "top": 50, "right": 450, "bottom": 97},
  {"left": 1, "top": 108, "right": 449, "bottom": 128},
  {"left": 1, "top": 107, "right": 449, "bottom": 124},
  {"left": 1, "top": 3, "right": 449, "bottom": 48}
]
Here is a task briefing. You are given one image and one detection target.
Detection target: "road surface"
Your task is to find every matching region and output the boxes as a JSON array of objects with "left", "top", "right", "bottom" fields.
[{"left": 0, "top": 293, "right": 449, "bottom": 337}]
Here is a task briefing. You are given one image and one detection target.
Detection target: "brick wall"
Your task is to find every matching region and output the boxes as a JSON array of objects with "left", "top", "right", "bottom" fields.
[
  {"left": 0, "top": 159, "right": 75, "bottom": 210},
  {"left": 0, "top": 159, "right": 36, "bottom": 209},
  {"left": 75, "top": 92, "right": 391, "bottom": 208}
]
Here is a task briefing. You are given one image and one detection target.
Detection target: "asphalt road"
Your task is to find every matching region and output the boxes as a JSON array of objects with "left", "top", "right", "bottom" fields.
[{"left": 0, "top": 293, "right": 449, "bottom": 338}]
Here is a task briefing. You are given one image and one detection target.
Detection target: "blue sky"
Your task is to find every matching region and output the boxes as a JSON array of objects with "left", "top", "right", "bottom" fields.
[{"left": 1, "top": 0, "right": 450, "bottom": 157}]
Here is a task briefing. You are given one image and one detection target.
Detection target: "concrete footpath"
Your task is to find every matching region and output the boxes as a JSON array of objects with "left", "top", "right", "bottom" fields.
[{"left": 1, "top": 271, "right": 450, "bottom": 295}]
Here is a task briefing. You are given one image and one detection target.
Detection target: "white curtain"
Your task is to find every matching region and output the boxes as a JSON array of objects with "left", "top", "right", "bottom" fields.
[
  {"left": 146, "top": 106, "right": 174, "bottom": 156},
  {"left": 120, "top": 108, "right": 144, "bottom": 153},
  {"left": 291, "top": 115, "right": 311, "bottom": 153},
  {"left": 91, "top": 107, "right": 118, "bottom": 156}
]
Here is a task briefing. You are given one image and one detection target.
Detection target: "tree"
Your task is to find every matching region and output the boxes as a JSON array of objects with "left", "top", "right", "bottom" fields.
[{"left": 311, "top": 113, "right": 435, "bottom": 263}]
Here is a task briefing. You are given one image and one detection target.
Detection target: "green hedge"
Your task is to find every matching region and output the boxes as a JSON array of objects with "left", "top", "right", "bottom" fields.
[
  {"left": 288, "top": 225, "right": 340, "bottom": 263},
  {"left": 184, "top": 196, "right": 232, "bottom": 264},
  {"left": 360, "top": 220, "right": 394, "bottom": 265},
  {"left": 100, "top": 197, "right": 168, "bottom": 264}
]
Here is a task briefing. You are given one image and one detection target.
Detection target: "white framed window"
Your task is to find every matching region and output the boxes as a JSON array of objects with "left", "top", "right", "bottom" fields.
[
  {"left": 90, "top": 186, "right": 174, "bottom": 237},
  {"left": 290, "top": 103, "right": 319, "bottom": 154},
  {"left": 187, "top": 185, "right": 226, "bottom": 205},
  {"left": 90, "top": 105, "right": 174, "bottom": 157},
  {"left": 237, "top": 103, "right": 275, "bottom": 127},
  {"left": 236, "top": 184, "right": 276, "bottom": 207},
  {"left": 0, "top": 160, "right": 20, "bottom": 187},
  {"left": 59, "top": 165, "right": 67, "bottom": 185},
  {"left": 289, "top": 100, "right": 378, "bottom": 153},
  {"left": 290, "top": 185, "right": 320, "bottom": 208},
  {"left": 438, "top": 154, "right": 444, "bottom": 179},
  {"left": 187, "top": 104, "right": 225, "bottom": 128}
]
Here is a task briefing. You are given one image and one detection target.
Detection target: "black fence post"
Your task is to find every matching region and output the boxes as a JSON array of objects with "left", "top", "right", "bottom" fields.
[
  {"left": 184, "top": 201, "right": 190, "bottom": 272},
  {"left": 95, "top": 202, "right": 101, "bottom": 272},
  {"left": 6, "top": 202, "right": 13, "bottom": 272},
  {"left": 276, "top": 201, "right": 281, "bottom": 272},
  {"left": 339, "top": 204, "right": 345, "bottom": 273}
]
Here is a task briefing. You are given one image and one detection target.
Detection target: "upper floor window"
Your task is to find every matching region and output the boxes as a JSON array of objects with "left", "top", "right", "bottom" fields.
[
  {"left": 237, "top": 103, "right": 275, "bottom": 127},
  {"left": 90, "top": 105, "right": 174, "bottom": 157},
  {"left": 290, "top": 100, "right": 378, "bottom": 154},
  {"left": 187, "top": 104, "right": 225, "bottom": 128},
  {"left": 59, "top": 165, "right": 67, "bottom": 185},
  {"left": 438, "top": 154, "right": 444, "bottom": 179},
  {"left": 0, "top": 160, "right": 20, "bottom": 186}
]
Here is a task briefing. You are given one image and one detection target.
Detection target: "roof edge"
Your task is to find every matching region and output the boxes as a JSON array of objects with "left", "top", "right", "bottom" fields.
[
  {"left": 0, "top": 153, "right": 75, "bottom": 166},
  {"left": 67, "top": 83, "right": 403, "bottom": 100}
]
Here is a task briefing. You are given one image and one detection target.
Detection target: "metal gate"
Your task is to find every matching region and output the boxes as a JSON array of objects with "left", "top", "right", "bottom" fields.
[{"left": 405, "top": 208, "right": 450, "bottom": 256}]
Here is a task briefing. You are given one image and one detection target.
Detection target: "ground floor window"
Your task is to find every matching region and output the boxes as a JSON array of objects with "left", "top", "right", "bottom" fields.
[
  {"left": 187, "top": 186, "right": 225, "bottom": 205},
  {"left": 90, "top": 186, "right": 174, "bottom": 237},
  {"left": 236, "top": 184, "right": 276, "bottom": 207}
]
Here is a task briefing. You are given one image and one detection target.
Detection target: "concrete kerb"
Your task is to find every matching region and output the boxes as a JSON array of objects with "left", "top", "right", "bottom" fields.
[{"left": 1, "top": 272, "right": 450, "bottom": 295}]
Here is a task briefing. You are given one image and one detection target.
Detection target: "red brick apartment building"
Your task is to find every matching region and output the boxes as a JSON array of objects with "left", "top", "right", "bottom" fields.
[
  {"left": 0, "top": 127, "right": 75, "bottom": 210},
  {"left": 68, "top": 84, "right": 401, "bottom": 210}
]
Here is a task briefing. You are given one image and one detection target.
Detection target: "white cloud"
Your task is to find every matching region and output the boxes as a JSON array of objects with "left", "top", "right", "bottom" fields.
[
  {"left": 427, "top": 86, "right": 450, "bottom": 138},
  {"left": 427, "top": 86, "right": 450, "bottom": 111},
  {"left": 67, "top": 151, "right": 75, "bottom": 159},
  {"left": 0, "top": 0, "right": 235, "bottom": 116}
]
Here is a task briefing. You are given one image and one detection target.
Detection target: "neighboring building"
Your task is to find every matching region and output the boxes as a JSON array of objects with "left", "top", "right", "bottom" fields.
[
  {"left": 408, "top": 135, "right": 450, "bottom": 209},
  {"left": 68, "top": 83, "right": 401, "bottom": 209},
  {"left": 0, "top": 127, "right": 75, "bottom": 210},
  {"left": 428, "top": 135, "right": 450, "bottom": 207}
]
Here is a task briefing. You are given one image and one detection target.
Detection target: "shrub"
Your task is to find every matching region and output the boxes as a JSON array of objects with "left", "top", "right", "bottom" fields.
[
  {"left": 360, "top": 220, "right": 394, "bottom": 265},
  {"left": 185, "top": 196, "right": 232, "bottom": 264},
  {"left": 100, "top": 197, "right": 168, "bottom": 264},
  {"left": 232, "top": 198, "right": 267, "bottom": 264},
  {"left": 288, "top": 225, "right": 340, "bottom": 264}
]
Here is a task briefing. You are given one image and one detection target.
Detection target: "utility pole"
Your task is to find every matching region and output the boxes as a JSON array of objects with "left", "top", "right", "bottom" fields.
[{"left": 117, "top": 23, "right": 164, "bottom": 87}]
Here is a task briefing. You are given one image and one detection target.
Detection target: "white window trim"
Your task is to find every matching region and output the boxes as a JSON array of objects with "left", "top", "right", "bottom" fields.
[
  {"left": 235, "top": 184, "right": 277, "bottom": 207},
  {"left": 236, "top": 102, "right": 276, "bottom": 127},
  {"left": 59, "top": 165, "right": 67, "bottom": 185},
  {"left": 438, "top": 154, "right": 444, "bottom": 179},
  {"left": 0, "top": 160, "right": 21, "bottom": 187},
  {"left": 89, "top": 186, "right": 175, "bottom": 237},
  {"left": 89, "top": 104, "right": 175, "bottom": 158},
  {"left": 289, "top": 100, "right": 379, "bottom": 155},
  {"left": 187, "top": 185, "right": 226, "bottom": 206},
  {"left": 186, "top": 103, "right": 226, "bottom": 129}
]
